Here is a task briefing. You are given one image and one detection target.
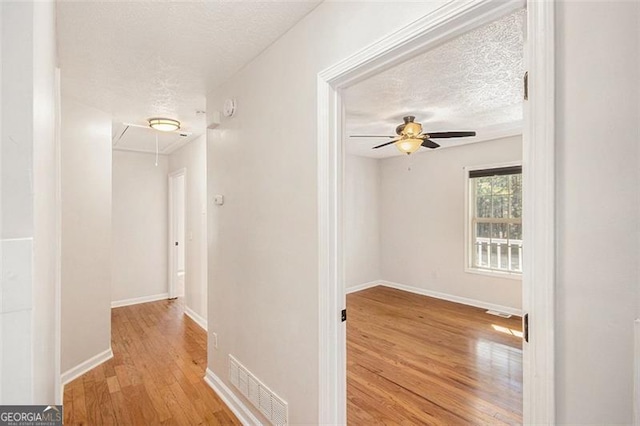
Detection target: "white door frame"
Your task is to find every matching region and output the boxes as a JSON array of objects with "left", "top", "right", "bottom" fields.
[
  {"left": 168, "top": 168, "right": 187, "bottom": 299},
  {"left": 54, "top": 67, "right": 63, "bottom": 404},
  {"left": 317, "top": 0, "right": 555, "bottom": 424}
]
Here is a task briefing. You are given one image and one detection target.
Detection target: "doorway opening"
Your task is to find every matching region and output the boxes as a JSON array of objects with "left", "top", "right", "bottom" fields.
[
  {"left": 169, "top": 168, "right": 186, "bottom": 299},
  {"left": 317, "top": 0, "right": 555, "bottom": 424},
  {"left": 342, "top": 9, "right": 525, "bottom": 421}
]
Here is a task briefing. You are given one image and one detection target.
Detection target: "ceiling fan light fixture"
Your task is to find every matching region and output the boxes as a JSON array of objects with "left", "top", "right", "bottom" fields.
[
  {"left": 403, "top": 121, "right": 422, "bottom": 137},
  {"left": 148, "top": 117, "right": 180, "bottom": 132},
  {"left": 356, "top": 115, "right": 476, "bottom": 155},
  {"left": 396, "top": 138, "right": 423, "bottom": 155}
]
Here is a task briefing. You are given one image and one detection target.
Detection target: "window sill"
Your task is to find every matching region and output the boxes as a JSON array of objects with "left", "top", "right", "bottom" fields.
[{"left": 465, "top": 267, "right": 522, "bottom": 281}]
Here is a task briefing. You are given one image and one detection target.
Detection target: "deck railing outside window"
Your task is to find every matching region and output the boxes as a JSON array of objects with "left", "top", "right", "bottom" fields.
[{"left": 473, "top": 237, "right": 523, "bottom": 272}]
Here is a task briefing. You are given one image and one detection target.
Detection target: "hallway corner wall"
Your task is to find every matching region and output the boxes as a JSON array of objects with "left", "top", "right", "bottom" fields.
[{"left": 60, "top": 97, "right": 112, "bottom": 376}]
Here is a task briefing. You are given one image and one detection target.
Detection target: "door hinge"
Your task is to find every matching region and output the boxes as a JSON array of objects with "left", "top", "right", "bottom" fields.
[
  {"left": 524, "top": 71, "right": 529, "bottom": 100},
  {"left": 341, "top": 309, "right": 347, "bottom": 322},
  {"left": 523, "top": 313, "right": 529, "bottom": 343}
]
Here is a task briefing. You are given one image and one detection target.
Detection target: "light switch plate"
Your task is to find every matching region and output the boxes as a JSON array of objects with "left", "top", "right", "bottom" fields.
[{"left": 214, "top": 195, "right": 224, "bottom": 206}]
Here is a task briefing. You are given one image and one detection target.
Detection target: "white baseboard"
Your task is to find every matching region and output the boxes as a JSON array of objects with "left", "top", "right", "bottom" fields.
[
  {"left": 61, "top": 347, "right": 113, "bottom": 386},
  {"left": 378, "top": 280, "right": 522, "bottom": 317},
  {"left": 111, "top": 293, "right": 169, "bottom": 308},
  {"left": 204, "top": 368, "right": 262, "bottom": 425},
  {"left": 184, "top": 306, "right": 208, "bottom": 331},
  {"left": 345, "top": 280, "right": 381, "bottom": 294}
]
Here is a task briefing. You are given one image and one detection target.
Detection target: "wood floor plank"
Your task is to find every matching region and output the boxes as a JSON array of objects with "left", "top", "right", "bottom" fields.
[
  {"left": 106, "top": 376, "right": 120, "bottom": 394},
  {"left": 63, "top": 299, "right": 240, "bottom": 425},
  {"left": 81, "top": 376, "right": 100, "bottom": 425},
  {"left": 109, "top": 391, "right": 134, "bottom": 425},
  {"left": 94, "top": 377, "right": 117, "bottom": 425},
  {"left": 141, "top": 378, "right": 173, "bottom": 422},
  {"left": 347, "top": 285, "right": 523, "bottom": 425},
  {"left": 62, "top": 385, "right": 74, "bottom": 425},
  {"left": 168, "top": 381, "right": 204, "bottom": 425}
]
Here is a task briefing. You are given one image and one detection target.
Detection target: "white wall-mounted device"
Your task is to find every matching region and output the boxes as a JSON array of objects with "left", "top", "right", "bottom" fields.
[{"left": 223, "top": 99, "right": 236, "bottom": 117}]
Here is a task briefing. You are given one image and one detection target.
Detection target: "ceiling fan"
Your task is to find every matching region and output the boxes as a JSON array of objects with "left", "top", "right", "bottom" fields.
[{"left": 350, "top": 116, "right": 476, "bottom": 155}]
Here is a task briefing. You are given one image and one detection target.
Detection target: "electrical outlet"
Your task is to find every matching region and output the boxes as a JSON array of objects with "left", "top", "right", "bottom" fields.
[{"left": 212, "top": 332, "right": 218, "bottom": 349}]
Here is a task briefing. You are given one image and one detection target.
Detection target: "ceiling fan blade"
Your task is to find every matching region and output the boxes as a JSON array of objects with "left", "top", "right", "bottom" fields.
[
  {"left": 421, "top": 139, "right": 440, "bottom": 149},
  {"left": 427, "top": 131, "right": 476, "bottom": 138},
  {"left": 350, "top": 135, "right": 396, "bottom": 138},
  {"left": 372, "top": 139, "right": 398, "bottom": 149}
]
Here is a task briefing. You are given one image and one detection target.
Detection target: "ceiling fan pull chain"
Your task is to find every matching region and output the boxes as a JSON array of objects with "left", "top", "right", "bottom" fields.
[{"left": 155, "top": 133, "right": 159, "bottom": 167}]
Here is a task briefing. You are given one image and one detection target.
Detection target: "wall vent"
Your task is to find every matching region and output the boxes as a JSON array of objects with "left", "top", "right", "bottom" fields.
[
  {"left": 229, "top": 355, "right": 288, "bottom": 425},
  {"left": 486, "top": 310, "right": 512, "bottom": 318}
]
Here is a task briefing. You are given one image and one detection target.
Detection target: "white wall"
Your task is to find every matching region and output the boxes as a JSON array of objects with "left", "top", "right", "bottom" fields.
[
  {"left": 60, "top": 97, "right": 112, "bottom": 374},
  {"left": 555, "top": 1, "right": 639, "bottom": 423},
  {"left": 206, "top": 2, "right": 447, "bottom": 423},
  {"left": 1, "top": 1, "right": 35, "bottom": 404},
  {"left": 208, "top": 0, "right": 639, "bottom": 423},
  {"left": 379, "top": 136, "right": 522, "bottom": 310},
  {"left": 169, "top": 136, "right": 208, "bottom": 322},
  {"left": 0, "top": 1, "right": 58, "bottom": 404},
  {"left": 345, "top": 154, "right": 380, "bottom": 288},
  {"left": 112, "top": 151, "right": 168, "bottom": 303}
]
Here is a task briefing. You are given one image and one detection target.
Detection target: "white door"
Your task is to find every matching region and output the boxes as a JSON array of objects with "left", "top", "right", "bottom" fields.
[{"left": 169, "top": 170, "right": 186, "bottom": 298}]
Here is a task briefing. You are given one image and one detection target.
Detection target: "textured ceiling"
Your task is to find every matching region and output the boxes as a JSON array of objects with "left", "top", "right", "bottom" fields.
[
  {"left": 57, "top": 0, "right": 321, "bottom": 150},
  {"left": 344, "top": 9, "right": 525, "bottom": 158}
]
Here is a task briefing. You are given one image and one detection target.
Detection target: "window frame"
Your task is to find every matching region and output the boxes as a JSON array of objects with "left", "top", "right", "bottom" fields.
[{"left": 464, "top": 161, "right": 523, "bottom": 281}]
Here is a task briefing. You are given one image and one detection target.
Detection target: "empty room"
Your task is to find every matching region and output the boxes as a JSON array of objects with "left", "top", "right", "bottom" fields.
[{"left": 344, "top": 9, "right": 525, "bottom": 424}]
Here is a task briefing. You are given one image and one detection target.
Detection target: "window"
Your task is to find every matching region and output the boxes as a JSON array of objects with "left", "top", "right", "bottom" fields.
[{"left": 467, "top": 165, "right": 522, "bottom": 275}]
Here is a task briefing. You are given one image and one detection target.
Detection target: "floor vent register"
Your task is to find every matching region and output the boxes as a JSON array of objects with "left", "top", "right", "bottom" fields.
[{"left": 229, "top": 354, "right": 288, "bottom": 425}]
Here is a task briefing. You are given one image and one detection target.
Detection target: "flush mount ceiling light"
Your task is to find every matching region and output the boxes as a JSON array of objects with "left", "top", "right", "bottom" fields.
[{"left": 148, "top": 117, "right": 180, "bottom": 132}]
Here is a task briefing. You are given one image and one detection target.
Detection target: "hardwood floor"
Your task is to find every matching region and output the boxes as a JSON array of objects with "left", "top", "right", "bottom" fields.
[
  {"left": 63, "top": 299, "right": 240, "bottom": 425},
  {"left": 347, "top": 286, "right": 522, "bottom": 425}
]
